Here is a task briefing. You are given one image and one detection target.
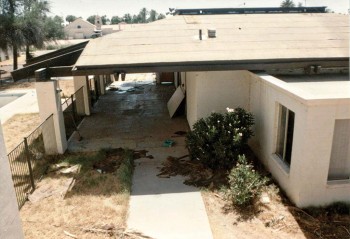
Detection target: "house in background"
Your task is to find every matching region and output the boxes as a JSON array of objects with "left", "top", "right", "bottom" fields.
[
  {"left": 12, "top": 7, "right": 350, "bottom": 207},
  {"left": 64, "top": 16, "right": 144, "bottom": 39}
]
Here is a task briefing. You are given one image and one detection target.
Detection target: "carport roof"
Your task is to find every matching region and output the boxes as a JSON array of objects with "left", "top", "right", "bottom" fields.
[{"left": 74, "top": 13, "right": 349, "bottom": 74}]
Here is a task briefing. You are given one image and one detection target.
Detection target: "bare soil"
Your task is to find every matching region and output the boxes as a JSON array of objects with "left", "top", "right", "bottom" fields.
[
  {"left": 20, "top": 149, "right": 136, "bottom": 239},
  {"left": 2, "top": 113, "right": 41, "bottom": 152},
  {"left": 158, "top": 155, "right": 350, "bottom": 239}
]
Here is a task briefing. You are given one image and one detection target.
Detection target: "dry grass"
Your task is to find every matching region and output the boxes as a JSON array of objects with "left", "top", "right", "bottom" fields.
[
  {"left": 2, "top": 113, "right": 41, "bottom": 152},
  {"left": 20, "top": 149, "right": 135, "bottom": 239}
]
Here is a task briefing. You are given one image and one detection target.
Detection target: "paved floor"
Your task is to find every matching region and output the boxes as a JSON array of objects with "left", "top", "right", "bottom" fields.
[{"left": 69, "top": 82, "right": 213, "bottom": 239}]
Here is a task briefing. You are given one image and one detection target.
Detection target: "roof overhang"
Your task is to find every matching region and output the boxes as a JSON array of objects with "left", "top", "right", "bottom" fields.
[
  {"left": 72, "top": 57, "right": 349, "bottom": 76},
  {"left": 11, "top": 41, "right": 88, "bottom": 81}
]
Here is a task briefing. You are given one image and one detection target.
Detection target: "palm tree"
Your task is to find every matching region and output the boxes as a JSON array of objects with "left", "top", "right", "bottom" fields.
[
  {"left": 280, "top": 0, "right": 296, "bottom": 8},
  {"left": 0, "top": 0, "right": 50, "bottom": 69}
]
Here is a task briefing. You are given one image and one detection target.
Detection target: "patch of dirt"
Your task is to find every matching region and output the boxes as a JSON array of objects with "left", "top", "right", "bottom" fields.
[
  {"left": 159, "top": 152, "right": 350, "bottom": 239},
  {"left": 2, "top": 113, "right": 41, "bottom": 152},
  {"left": 0, "top": 80, "right": 35, "bottom": 90},
  {"left": 20, "top": 150, "right": 138, "bottom": 239},
  {"left": 202, "top": 189, "right": 308, "bottom": 239}
]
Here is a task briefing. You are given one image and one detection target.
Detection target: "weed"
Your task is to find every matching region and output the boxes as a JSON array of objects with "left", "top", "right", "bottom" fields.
[{"left": 224, "top": 155, "right": 268, "bottom": 206}]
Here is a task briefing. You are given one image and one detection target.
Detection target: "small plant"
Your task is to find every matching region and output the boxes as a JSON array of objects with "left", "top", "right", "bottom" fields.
[
  {"left": 186, "top": 107, "right": 254, "bottom": 170},
  {"left": 225, "top": 155, "right": 268, "bottom": 206}
]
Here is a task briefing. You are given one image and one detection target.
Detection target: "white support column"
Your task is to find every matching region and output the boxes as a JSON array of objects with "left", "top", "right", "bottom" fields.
[
  {"left": 99, "top": 75, "right": 106, "bottom": 95},
  {"left": 0, "top": 122, "right": 24, "bottom": 239},
  {"left": 73, "top": 76, "right": 91, "bottom": 116},
  {"left": 36, "top": 80, "right": 67, "bottom": 154}
]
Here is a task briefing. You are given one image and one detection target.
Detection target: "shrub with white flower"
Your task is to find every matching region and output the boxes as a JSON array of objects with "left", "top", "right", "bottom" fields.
[{"left": 186, "top": 107, "right": 254, "bottom": 170}]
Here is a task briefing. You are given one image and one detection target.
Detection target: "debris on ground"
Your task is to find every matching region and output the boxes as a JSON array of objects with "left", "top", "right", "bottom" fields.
[
  {"left": 162, "top": 139, "right": 175, "bottom": 147},
  {"left": 28, "top": 177, "right": 75, "bottom": 203},
  {"left": 157, "top": 155, "right": 228, "bottom": 188},
  {"left": 59, "top": 165, "right": 81, "bottom": 174},
  {"left": 133, "top": 150, "right": 153, "bottom": 159},
  {"left": 47, "top": 162, "right": 70, "bottom": 172},
  {"left": 172, "top": 131, "right": 187, "bottom": 137},
  {"left": 92, "top": 148, "right": 125, "bottom": 173}
]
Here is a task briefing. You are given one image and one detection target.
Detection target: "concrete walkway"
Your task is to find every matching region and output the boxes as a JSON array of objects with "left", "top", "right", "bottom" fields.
[
  {"left": 68, "top": 81, "right": 213, "bottom": 239},
  {"left": 127, "top": 147, "right": 213, "bottom": 239}
]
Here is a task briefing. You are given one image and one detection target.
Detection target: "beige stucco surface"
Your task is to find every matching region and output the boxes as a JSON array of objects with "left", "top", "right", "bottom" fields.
[
  {"left": 0, "top": 122, "right": 24, "bottom": 239},
  {"left": 64, "top": 18, "right": 95, "bottom": 39},
  {"left": 186, "top": 70, "right": 350, "bottom": 207},
  {"left": 76, "top": 14, "right": 349, "bottom": 68},
  {"left": 35, "top": 81, "right": 67, "bottom": 154}
]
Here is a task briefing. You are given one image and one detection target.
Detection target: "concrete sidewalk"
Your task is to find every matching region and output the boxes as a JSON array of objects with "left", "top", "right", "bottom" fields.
[{"left": 127, "top": 146, "right": 213, "bottom": 239}]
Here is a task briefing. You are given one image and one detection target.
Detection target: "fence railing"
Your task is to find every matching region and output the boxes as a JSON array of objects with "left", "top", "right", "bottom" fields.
[
  {"left": 62, "top": 86, "right": 85, "bottom": 140},
  {"left": 7, "top": 114, "right": 54, "bottom": 209}
]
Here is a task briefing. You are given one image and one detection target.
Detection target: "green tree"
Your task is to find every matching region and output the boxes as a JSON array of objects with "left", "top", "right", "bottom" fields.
[
  {"left": 86, "top": 15, "right": 108, "bottom": 25},
  {"left": 157, "top": 13, "right": 166, "bottom": 20},
  {"left": 21, "top": 0, "right": 50, "bottom": 60},
  {"left": 280, "top": 0, "right": 295, "bottom": 7},
  {"left": 122, "top": 13, "right": 132, "bottom": 23},
  {"left": 138, "top": 7, "right": 148, "bottom": 23},
  {"left": 65, "top": 14, "right": 77, "bottom": 23},
  {"left": 148, "top": 9, "right": 158, "bottom": 22},
  {"left": 44, "top": 15, "right": 65, "bottom": 40},
  {"left": 111, "top": 15, "right": 122, "bottom": 24},
  {"left": 0, "top": 0, "right": 22, "bottom": 69}
]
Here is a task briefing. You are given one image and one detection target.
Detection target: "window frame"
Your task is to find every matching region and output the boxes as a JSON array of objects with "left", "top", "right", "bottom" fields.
[{"left": 275, "top": 104, "right": 295, "bottom": 166}]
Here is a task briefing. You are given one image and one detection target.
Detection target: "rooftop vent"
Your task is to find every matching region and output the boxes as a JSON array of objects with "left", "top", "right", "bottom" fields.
[{"left": 208, "top": 28, "right": 216, "bottom": 38}]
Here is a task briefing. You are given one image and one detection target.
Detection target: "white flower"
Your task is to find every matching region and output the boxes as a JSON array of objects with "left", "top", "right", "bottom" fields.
[
  {"left": 226, "top": 107, "right": 234, "bottom": 113},
  {"left": 238, "top": 133, "right": 243, "bottom": 137}
]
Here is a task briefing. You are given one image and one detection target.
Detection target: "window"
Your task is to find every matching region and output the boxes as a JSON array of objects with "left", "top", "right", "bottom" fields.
[
  {"left": 77, "top": 25, "right": 81, "bottom": 29},
  {"left": 276, "top": 104, "right": 295, "bottom": 165},
  {"left": 328, "top": 119, "right": 350, "bottom": 181}
]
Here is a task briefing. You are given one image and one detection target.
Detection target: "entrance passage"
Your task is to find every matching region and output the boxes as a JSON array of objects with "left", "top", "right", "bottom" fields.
[{"left": 68, "top": 74, "right": 188, "bottom": 151}]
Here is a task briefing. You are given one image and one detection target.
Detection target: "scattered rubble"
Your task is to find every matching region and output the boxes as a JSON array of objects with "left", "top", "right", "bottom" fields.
[{"left": 157, "top": 155, "right": 228, "bottom": 188}]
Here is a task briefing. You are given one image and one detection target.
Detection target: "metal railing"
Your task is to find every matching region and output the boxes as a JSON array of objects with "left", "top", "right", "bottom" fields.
[
  {"left": 62, "top": 86, "right": 85, "bottom": 140},
  {"left": 7, "top": 114, "right": 54, "bottom": 209}
]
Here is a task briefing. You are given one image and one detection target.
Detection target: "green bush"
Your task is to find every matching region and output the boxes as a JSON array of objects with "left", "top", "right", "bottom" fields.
[
  {"left": 225, "top": 155, "right": 267, "bottom": 206},
  {"left": 186, "top": 107, "right": 254, "bottom": 170}
]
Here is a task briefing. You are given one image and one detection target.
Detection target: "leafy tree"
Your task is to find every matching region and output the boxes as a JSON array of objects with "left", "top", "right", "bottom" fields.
[
  {"left": 86, "top": 15, "right": 108, "bottom": 25},
  {"left": 148, "top": 9, "right": 158, "bottom": 22},
  {"left": 21, "top": 0, "right": 49, "bottom": 60},
  {"left": 157, "top": 13, "right": 166, "bottom": 20},
  {"left": 122, "top": 13, "right": 132, "bottom": 23},
  {"left": 280, "top": 0, "right": 295, "bottom": 8},
  {"left": 0, "top": 0, "right": 22, "bottom": 69},
  {"left": 65, "top": 14, "right": 77, "bottom": 23},
  {"left": 131, "top": 14, "right": 140, "bottom": 24},
  {"left": 111, "top": 15, "right": 122, "bottom": 24},
  {"left": 44, "top": 15, "right": 65, "bottom": 40},
  {"left": 138, "top": 7, "right": 148, "bottom": 23}
]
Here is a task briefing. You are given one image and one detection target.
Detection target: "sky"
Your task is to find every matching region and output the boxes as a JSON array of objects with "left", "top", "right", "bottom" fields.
[{"left": 48, "top": 0, "right": 349, "bottom": 21}]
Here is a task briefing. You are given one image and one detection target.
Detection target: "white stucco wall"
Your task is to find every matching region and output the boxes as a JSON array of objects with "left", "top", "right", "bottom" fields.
[
  {"left": 249, "top": 73, "right": 350, "bottom": 207},
  {"left": 185, "top": 70, "right": 250, "bottom": 128},
  {"left": 185, "top": 70, "right": 350, "bottom": 207}
]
